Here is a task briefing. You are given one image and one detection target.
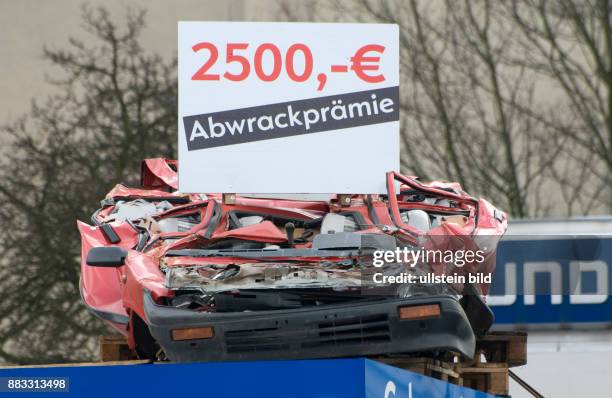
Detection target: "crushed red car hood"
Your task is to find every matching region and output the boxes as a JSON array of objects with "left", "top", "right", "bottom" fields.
[{"left": 78, "top": 158, "right": 508, "bottom": 324}]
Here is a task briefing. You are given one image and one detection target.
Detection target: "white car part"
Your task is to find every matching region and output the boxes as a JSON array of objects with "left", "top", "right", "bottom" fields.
[
  {"left": 110, "top": 199, "right": 173, "bottom": 222},
  {"left": 321, "top": 213, "right": 357, "bottom": 234},
  {"left": 401, "top": 209, "right": 431, "bottom": 231}
]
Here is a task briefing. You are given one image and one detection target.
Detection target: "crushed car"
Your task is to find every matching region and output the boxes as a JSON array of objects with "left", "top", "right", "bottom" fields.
[{"left": 78, "top": 158, "right": 507, "bottom": 362}]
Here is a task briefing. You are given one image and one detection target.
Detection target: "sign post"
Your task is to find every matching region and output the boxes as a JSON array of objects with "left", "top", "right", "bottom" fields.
[{"left": 178, "top": 22, "right": 399, "bottom": 194}]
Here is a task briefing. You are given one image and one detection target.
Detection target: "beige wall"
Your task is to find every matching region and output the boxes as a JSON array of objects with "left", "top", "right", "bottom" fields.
[{"left": 0, "top": 0, "right": 282, "bottom": 122}]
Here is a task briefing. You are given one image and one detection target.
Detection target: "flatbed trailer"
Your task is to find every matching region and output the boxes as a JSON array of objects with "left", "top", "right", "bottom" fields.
[
  {"left": 0, "top": 332, "right": 535, "bottom": 397},
  {"left": 100, "top": 332, "right": 530, "bottom": 396}
]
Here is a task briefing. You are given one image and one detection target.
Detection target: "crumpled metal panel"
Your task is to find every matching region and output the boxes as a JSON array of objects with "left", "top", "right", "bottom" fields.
[{"left": 165, "top": 262, "right": 362, "bottom": 293}]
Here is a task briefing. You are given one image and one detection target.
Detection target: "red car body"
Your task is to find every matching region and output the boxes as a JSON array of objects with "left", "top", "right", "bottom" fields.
[{"left": 79, "top": 158, "right": 507, "bottom": 361}]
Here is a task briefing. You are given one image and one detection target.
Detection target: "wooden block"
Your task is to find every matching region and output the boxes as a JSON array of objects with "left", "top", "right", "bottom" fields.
[
  {"left": 456, "top": 363, "right": 509, "bottom": 396},
  {"left": 476, "top": 331, "right": 527, "bottom": 367},
  {"left": 337, "top": 194, "right": 352, "bottom": 207},
  {"left": 99, "top": 335, "right": 134, "bottom": 362},
  {"left": 222, "top": 193, "right": 236, "bottom": 204}
]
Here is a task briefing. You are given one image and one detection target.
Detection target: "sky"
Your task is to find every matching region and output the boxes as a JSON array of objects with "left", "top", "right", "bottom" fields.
[{"left": 0, "top": 0, "right": 278, "bottom": 123}]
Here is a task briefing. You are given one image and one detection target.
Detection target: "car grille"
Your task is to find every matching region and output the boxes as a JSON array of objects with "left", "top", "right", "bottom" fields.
[
  {"left": 301, "top": 313, "right": 390, "bottom": 348},
  {"left": 224, "top": 313, "right": 391, "bottom": 354},
  {"left": 225, "top": 327, "right": 290, "bottom": 353}
]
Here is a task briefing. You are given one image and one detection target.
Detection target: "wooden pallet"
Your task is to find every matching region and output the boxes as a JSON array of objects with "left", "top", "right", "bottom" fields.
[
  {"left": 374, "top": 332, "right": 526, "bottom": 396},
  {"left": 453, "top": 332, "right": 526, "bottom": 396},
  {"left": 376, "top": 355, "right": 510, "bottom": 396}
]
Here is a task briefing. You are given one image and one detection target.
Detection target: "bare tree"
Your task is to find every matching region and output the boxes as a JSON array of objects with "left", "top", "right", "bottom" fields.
[
  {"left": 504, "top": 0, "right": 612, "bottom": 212},
  {"left": 278, "top": 0, "right": 604, "bottom": 217},
  {"left": 0, "top": 6, "right": 176, "bottom": 364},
  {"left": 285, "top": 1, "right": 562, "bottom": 217}
]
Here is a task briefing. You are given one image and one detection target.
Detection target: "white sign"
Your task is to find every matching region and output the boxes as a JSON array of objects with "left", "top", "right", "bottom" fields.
[{"left": 178, "top": 22, "right": 399, "bottom": 193}]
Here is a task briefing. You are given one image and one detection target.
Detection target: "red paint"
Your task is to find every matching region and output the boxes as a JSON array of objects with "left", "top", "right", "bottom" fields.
[{"left": 79, "top": 159, "right": 507, "bottom": 350}]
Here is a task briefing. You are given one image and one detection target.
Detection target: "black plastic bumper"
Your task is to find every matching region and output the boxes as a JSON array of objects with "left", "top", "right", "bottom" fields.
[{"left": 143, "top": 291, "right": 475, "bottom": 362}]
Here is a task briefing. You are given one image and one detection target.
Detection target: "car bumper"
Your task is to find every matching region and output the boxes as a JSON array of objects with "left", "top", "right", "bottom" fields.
[{"left": 143, "top": 290, "right": 475, "bottom": 362}]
